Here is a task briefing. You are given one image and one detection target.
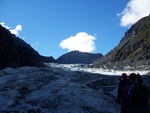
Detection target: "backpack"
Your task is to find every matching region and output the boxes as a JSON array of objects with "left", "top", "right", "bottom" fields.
[{"left": 127, "top": 83, "right": 149, "bottom": 107}]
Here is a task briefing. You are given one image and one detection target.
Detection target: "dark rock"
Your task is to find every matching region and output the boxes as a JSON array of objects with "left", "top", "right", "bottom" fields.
[
  {"left": 0, "top": 25, "right": 56, "bottom": 69},
  {"left": 40, "top": 55, "right": 58, "bottom": 63},
  {"left": 92, "top": 15, "right": 150, "bottom": 69},
  {"left": 57, "top": 50, "right": 103, "bottom": 64}
]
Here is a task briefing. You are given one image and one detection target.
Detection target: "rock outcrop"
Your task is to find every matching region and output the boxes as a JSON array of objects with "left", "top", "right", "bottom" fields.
[
  {"left": 92, "top": 15, "right": 150, "bottom": 70},
  {"left": 0, "top": 25, "right": 56, "bottom": 69},
  {"left": 57, "top": 50, "right": 103, "bottom": 64}
]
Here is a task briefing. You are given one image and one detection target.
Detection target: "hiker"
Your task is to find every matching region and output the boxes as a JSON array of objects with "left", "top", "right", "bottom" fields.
[
  {"left": 117, "top": 73, "right": 130, "bottom": 104},
  {"left": 121, "top": 73, "right": 150, "bottom": 113},
  {"left": 137, "top": 73, "right": 143, "bottom": 84}
]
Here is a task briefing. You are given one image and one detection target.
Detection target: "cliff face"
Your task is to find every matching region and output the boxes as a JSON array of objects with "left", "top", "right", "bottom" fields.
[
  {"left": 57, "top": 50, "right": 103, "bottom": 64},
  {"left": 0, "top": 25, "right": 56, "bottom": 69},
  {"left": 93, "top": 15, "right": 150, "bottom": 69},
  {"left": 0, "top": 25, "right": 44, "bottom": 69}
]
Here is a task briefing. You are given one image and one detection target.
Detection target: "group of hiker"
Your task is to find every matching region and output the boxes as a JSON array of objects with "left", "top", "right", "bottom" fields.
[{"left": 117, "top": 73, "right": 150, "bottom": 113}]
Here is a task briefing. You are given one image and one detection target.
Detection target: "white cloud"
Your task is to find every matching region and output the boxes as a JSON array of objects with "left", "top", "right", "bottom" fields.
[
  {"left": 21, "top": 37, "right": 26, "bottom": 40},
  {"left": 31, "top": 41, "right": 39, "bottom": 51},
  {"left": 10, "top": 25, "right": 22, "bottom": 35},
  {"left": 0, "top": 22, "right": 22, "bottom": 35},
  {"left": 118, "top": 0, "right": 150, "bottom": 27},
  {"left": 0, "top": 22, "right": 9, "bottom": 29},
  {"left": 31, "top": 41, "right": 39, "bottom": 47},
  {"left": 59, "top": 32, "right": 96, "bottom": 53}
]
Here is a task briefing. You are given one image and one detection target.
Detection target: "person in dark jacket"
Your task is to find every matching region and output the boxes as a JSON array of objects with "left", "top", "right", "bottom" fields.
[
  {"left": 136, "top": 73, "right": 143, "bottom": 84},
  {"left": 117, "top": 73, "right": 130, "bottom": 104},
  {"left": 121, "top": 73, "right": 150, "bottom": 113}
]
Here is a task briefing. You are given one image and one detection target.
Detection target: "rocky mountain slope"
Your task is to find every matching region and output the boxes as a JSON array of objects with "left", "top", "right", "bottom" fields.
[
  {"left": 0, "top": 25, "right": 56, "bottom": 69},
  {"left": 93, "top": 15, "right": 150, "bottom": 69},
  {"left": 57, "top": 50, "right": 103, "bottom": 64}
]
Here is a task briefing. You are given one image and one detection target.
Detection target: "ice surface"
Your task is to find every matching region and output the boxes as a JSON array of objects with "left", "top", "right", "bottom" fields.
[
  {"left": 0, "top": 63, "right": 149, "bottom": 112},
  {"left": 47, "top": 63, "right": 149, "bottom": 75},
  {"left": 0, "top": 65, "right": 121, "bottom": 112}
]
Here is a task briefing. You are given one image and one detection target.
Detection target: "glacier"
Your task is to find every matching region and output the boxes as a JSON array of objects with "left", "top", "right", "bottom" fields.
[
  {"left": 47, "top": 63, "right": 149, "bottom": 75},
  {"left": 0, "top": 63, "right": 149, "bottom": 112}
]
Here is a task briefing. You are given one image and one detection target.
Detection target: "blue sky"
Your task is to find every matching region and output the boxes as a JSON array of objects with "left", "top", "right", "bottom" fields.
[{"left": 0, "top": 0, "right": 150, "bottom": 59}]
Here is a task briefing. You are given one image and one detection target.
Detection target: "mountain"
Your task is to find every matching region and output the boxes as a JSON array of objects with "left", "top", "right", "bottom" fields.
[
  {"left": 0, "top": 25, "right": 56, "bottom": 69},
  {"left": 40, "top": 55, "right": 57, "bottom": 63},
  {"left": 92, "top": 15, "right": 150, "bottom": 69},
  {"left": 57, "top": 50, "right": 103, "bottom": 64}
]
